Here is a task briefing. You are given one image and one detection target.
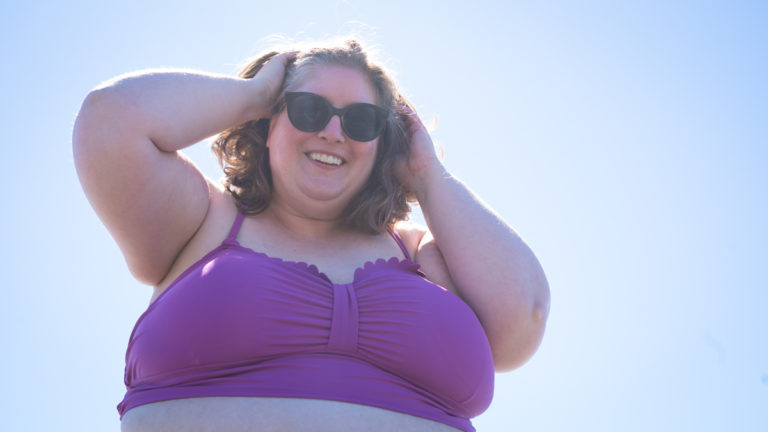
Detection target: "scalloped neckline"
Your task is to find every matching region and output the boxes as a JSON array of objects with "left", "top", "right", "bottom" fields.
[{"left": 229, "top": 243, "right": 421, "bottom": 286}]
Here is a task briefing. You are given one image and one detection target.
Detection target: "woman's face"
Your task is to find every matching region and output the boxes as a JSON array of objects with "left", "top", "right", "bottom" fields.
[{"left": 266, "top": 65, "right": 380, "bottom": 218}]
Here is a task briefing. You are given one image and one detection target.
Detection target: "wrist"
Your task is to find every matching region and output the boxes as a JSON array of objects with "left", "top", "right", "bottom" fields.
[
  {"left": 244, "top": 77, "right": 274, "bottom": 120},
  {"left": 411, "top": 159, "right": 449, "bottom": 204}
]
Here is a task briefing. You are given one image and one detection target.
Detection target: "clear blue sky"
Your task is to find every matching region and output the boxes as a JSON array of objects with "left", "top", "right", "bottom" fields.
[{"left": 1, "top": 1, "right": 766, "bottom": 430}]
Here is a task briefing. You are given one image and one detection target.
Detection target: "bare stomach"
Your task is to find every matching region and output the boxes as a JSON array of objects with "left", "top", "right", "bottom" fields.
[{"left": 120, "top": 397, "right": 463, "bottom": 432}]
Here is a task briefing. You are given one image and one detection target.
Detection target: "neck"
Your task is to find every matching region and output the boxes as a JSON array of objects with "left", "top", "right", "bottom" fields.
[{"left": 265, "top": 197, "right": 349, "bottom": 240}]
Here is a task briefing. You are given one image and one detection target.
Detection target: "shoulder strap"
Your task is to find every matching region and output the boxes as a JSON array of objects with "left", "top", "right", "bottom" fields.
[
  {"left": 223, "top": 210, "right": 246, "bottom": 245},
  {"left": 388, "top": 227, "right": 412, "bottom": 261}
]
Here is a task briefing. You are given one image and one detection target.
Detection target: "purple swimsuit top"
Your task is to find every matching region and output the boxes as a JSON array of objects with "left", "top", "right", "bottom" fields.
[{"left": 118, "top": 211, "right": 494, "bottom": 432}]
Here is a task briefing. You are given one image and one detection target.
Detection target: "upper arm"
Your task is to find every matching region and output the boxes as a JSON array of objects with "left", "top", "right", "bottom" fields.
[{"left": 73, "top": 89, "right": 211, "bottom": 285}]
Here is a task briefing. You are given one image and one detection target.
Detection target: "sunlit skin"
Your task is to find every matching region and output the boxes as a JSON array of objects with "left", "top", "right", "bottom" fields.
[
  {"left": 111, "top": 55, "right": 468, "bottom": 432},
  {"left": 266, "top": 65, "right": 379, "bottom": 225},
  {"left": 73, "top": 49, "right": 549, "bottom": 432}
]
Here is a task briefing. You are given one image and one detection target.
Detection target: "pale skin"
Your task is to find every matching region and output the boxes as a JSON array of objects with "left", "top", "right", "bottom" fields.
[{"left": 73, "top": 52, "right": 549, "bottom": 431}]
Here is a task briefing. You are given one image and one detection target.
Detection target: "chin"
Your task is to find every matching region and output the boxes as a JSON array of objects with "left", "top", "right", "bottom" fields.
[
  {"left": 300, "top": 181, "right": 363, "bottom": 204},
  {"left": 293, "top": 189, "right": 350, "bottom": 214},
  {"left": 300, "top": 186, "right": 343, "bottom": 202}
]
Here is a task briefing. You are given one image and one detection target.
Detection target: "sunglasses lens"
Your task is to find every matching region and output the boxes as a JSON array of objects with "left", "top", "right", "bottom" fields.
[
  {"left": 343, "top": 104, "right": 384, "bottom": 141},
  {"left": 285, "top": 92, "right": 387, "bottom": 141},
  {"left": 286, "top": 93, "right": 331, "bottom": 132}
]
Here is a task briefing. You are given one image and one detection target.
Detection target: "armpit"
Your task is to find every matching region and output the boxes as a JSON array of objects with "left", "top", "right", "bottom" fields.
[{"left": 410, "top": 228, "right": 461, "bottom": 298}]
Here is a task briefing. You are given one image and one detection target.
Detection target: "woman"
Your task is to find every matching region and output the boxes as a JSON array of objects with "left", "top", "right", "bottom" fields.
[{"left": 73, "top": 39, "right": 550, "bottom": 432}]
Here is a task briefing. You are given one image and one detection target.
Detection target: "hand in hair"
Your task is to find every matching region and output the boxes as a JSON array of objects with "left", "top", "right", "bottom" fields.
[
  {"left": 393, "top": 105, "right": 445, "bottom": 201},
  {"left": 251, "top": 51, "right": 297, "bottom": 119}
]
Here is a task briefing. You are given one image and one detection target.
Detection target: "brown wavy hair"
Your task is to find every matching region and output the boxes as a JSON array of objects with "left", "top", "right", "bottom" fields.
[{"left": 212, "top": 39, "right": 414, "bottom": 234}]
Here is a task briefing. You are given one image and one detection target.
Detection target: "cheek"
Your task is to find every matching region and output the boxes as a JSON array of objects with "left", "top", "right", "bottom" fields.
[
  {"left": 266, "top": 115, "right": 280, "bottom": 147},
  {"left": 266, "top": 116, "right": 284, "bottom": 149},
  {"left": 267, "top": 119, "right": 305, "bottom": 164},
  {"left": 267, "top": 112, "right": 299, "bottom": 147},
  {"left": 360, "top": 140, "right": 379, "bottom": 161},
  {"left": 364, "top": 142, "right": 380, "bottom": 171},
  {"left": 265, "top": 126, "right": 292, "bottom": 172}
]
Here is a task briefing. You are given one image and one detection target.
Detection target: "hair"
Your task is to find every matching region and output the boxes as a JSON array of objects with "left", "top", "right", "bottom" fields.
[{"left": 212, "top": 39, "right": 414, "bottom": 234}]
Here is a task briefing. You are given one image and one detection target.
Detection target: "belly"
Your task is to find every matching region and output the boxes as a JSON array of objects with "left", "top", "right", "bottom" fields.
[{"left": 120, "top": 397, "right": 463, "bottom": 432}]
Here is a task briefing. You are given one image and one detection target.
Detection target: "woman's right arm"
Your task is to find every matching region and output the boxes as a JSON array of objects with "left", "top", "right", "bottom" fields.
[{"left": 73, "top": 54, "right": 290, "bottom": 285}]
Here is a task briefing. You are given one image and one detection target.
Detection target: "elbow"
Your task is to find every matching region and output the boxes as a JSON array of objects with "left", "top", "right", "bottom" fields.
[
  {"left": 72, "top": 86, "right": 132, "bottom": 181},
  {"left": 75, "top": 83, "right": 126, "bottom": 125},
  {"left": 72, "top": 88, "right": 112, "bottom": 155},
  {"left": 492, "top": 314, "right": 548, "bottom": 372},
  {"left": 491, "top": 281, "right": 550, "bottom": 372},
  {"left": 72, "top": 95, "right": 107, "bottom": 195},
  {"left": 74, "top": 70, "right": 139, "bottom": 150},
  {"left": 76, "top": 87, "right": 115, "bottom": 124}
]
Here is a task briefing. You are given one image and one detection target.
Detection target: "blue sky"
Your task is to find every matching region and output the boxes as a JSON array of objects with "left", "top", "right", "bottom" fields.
[{"left": 1, "top": 1, "right": 766, "bottom": 430}]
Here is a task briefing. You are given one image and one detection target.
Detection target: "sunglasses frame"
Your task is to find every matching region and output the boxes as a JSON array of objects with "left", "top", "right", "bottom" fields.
[{"left": 284, "top": 91, "right": 389, "bottom": 142}]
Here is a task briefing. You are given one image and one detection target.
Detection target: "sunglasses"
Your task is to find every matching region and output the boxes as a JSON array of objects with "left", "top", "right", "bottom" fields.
[{"left": 285, "top": 92, "right": 389, "bottom": 142}]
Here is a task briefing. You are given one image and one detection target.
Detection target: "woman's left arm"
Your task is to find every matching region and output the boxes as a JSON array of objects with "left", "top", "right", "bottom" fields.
[{"left": 396, "top": 107, "right": 550, "bottom": 372}]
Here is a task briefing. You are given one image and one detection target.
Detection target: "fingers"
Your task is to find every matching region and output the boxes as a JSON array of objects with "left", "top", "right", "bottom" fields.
[
  {"left": 249, "top": 52, "right": 300, "bottom": 119},
  {"left": 267, "top": 51, "right": 299, "bottom": 67},
  {"left": 393, "top": 104, "right": 424, "bottom": 132},
  {"left": 393, "top": 104, "right": 417, "bottom": 118},
  {"left": 261, "top": 51, "right": 297, "bottom": 76}
]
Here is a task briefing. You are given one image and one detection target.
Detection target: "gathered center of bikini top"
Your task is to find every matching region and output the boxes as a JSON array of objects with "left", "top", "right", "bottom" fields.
[{"left": 118, "top": 211, "right": 495, "bottom": 432}]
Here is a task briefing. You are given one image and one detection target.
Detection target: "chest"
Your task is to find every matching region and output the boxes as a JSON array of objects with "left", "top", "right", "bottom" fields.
[
  {"left": 237, "top": 229, "right": 405, "bottom": 285},
  {"left": 128, "top": 247, "right": 494, "bottom": 406}
]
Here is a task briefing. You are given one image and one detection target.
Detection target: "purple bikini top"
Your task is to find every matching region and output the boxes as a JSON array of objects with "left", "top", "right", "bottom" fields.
[{"left": 118, "top": 211, "right": 494, "bottom": 432}]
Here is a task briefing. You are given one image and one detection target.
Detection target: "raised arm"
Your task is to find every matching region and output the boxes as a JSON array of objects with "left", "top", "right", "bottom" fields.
[
  {"left": 72, "top": 53, "right": 292, "bottom": 285},
  {"left": 395, "top": 107, "right": 551, "bottom": 372}
]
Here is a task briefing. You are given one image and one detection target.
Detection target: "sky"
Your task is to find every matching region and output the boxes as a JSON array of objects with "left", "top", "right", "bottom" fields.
[{"left": 1, "top": 0, "right": 766, "bottom": 430}]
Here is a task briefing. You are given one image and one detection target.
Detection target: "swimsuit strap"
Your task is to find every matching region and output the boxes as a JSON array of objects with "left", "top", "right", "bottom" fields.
[
  {"left": 223, "top": 209, "right": 246, "bottom": 245},
  {"left": 388, "top": 227, "right": 412, "bottom": 261}
]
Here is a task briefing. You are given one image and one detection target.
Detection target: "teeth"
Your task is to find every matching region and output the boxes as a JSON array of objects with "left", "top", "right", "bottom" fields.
[{"left": 307, "top": 152, "right": 343, "bottom": 166}]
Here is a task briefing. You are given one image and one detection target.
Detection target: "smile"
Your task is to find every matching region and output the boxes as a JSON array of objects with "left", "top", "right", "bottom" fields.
[{"left": 306, "top": 152, "right": 344, "bottom": 166}]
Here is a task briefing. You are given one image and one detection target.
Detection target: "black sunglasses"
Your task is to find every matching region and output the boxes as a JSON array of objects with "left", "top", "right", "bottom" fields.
[{"left": 285, "top": 92, "right": 389, "bottom": 142}]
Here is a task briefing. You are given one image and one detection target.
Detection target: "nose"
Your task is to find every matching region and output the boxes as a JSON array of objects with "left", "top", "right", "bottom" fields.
[{"left": 317, "top": 114, "right": 345, "bottom": 143}]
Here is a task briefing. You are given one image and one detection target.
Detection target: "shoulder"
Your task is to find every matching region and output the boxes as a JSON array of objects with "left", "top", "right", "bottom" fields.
[
  {"left": 394, "top": 220, "right": 459, "bottom": 296},
  {"left": 393, "top": 220, "right": 428, "bottom": 258}
]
